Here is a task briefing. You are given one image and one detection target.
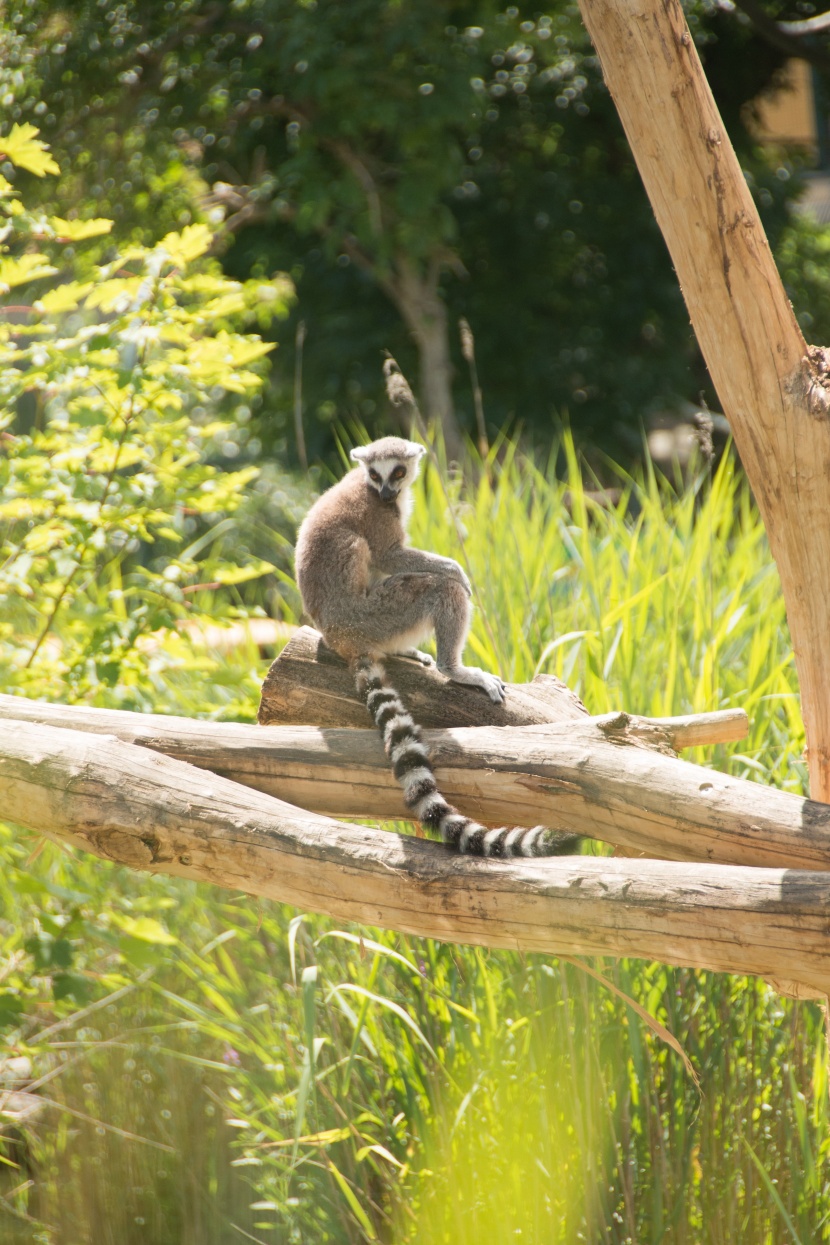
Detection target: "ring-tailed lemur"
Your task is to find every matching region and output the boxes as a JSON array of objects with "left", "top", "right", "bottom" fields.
[{"left": 294, "top": 436, "right": 580, "bottom": 858}]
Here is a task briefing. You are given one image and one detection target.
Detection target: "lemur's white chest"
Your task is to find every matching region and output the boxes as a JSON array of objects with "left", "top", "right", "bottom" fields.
[{"left": 398, "top": 486, "right": 415, "bottom": 531}]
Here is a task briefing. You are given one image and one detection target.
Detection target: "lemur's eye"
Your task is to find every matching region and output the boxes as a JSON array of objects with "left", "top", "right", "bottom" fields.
[
  {"left": 392, "top": 465, "right": 406, "bottom": 480},
  {"left": 369, "top": 469, "right": 381, "bottom": 482}
]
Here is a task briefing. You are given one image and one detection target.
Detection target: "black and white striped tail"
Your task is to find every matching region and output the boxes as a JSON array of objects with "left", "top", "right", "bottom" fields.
[{"left": 355, "top": 658, "right": 582, "bottom": 859}]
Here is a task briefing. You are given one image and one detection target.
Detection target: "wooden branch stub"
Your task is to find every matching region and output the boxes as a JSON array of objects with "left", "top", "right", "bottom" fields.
[
  {"left": 2, "top": 718, "right": 830, "bottom": 997},
  {"left": 593, "top": 708, "right": 749, "bottom": 751},
  {"left": 258, "top": 625, "right": 589, "bottom": 729}
]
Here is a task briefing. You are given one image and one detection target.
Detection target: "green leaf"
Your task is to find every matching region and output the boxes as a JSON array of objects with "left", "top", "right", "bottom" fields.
[
  {"left": 158, "top": 224, "right": 212, "bottom": 266},
  {"left": 0, "top": 993, "right": 23, "bottom": 1028},
  {"left": 34, "top": 281, "right": 95, "bottom": 315},
  {"left": 0, "top": 254, "right": 59, "bottom": 291},
  {"left": 327, "top": 1158, "right": 378, "bottom": 1240},
  {"left": 110, "top": 915, "right": 176, "bottom": 945},
  {"left": 331, "top": 985, "right": 438, "bottom": 1060},
  {"left": 210, "top": 560, "right": 276, "bottom": 586},
  {"left": 49, "top": 216, "right": 113, "bottom": 241},
  {"left": 0, "top": 123, "right": 60, "bottom": 176},
  {"left": 742, "top": 1138, "right": 804, "bottom": 1245},
  {"left": 355, "top": 1143, "right": 404, "bottom": 1170}
]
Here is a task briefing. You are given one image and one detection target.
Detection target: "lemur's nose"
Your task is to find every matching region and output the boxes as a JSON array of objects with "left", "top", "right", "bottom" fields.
[{"left": 380, "top": 483, "right": 396, "bottom": 501}]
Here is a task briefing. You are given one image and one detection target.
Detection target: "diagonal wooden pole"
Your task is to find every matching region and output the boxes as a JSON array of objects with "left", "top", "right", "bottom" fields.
[{"left": 578, "top": 0, "right": 830, "bottom": 800}]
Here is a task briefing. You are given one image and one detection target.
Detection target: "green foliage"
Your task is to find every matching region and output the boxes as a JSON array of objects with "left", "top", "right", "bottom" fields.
[
  {"left": 0, "top": 434, "right": 823, "bottom": 1243},
  {"left": 0, "top": 134, "right": 295, "bottom": 705},
  {"left": 0, "top": 0, "right": 805, "bottom": 457}
]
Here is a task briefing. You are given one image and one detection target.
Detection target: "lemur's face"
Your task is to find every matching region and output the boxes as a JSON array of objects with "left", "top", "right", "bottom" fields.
[{"left": 351, "top": 440, "right": 425, "bottom": 502}]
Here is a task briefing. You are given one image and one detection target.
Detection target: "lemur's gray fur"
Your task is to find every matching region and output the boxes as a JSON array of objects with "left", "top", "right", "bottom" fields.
[{"left": 295, "top": 436, "right": 580, "bottom": 858}]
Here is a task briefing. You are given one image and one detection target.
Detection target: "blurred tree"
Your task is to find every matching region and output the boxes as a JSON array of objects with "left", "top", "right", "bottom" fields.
[{"left": 0, "top": 0, "right": 807, "bottom": 459}]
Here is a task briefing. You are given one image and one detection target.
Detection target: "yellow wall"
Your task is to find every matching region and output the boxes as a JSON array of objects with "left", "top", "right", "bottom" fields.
[{"left": 751, "top": 58, "right": 817, "bottom": 154}]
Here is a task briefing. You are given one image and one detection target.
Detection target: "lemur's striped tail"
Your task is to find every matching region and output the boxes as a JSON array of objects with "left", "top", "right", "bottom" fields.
[{"left": 355, "top": 658, "right": 582, "bottom": 859}]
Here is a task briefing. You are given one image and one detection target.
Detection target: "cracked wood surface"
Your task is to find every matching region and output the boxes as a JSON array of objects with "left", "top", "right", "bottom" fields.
[
  {"left": 578, "top": 0, "right": 830, "bottom": 799},
  {"left": 257, "top": 628, "right": 748, "bottom": 749},
  {"left": 257, "top": 626, "right": 591, "bottom": 730},
  {"left": 1, "top": 718, "right": 829, "bottom": 997},
  {"left": 0, "top": 695, "right": 825, "bottom": 870}
]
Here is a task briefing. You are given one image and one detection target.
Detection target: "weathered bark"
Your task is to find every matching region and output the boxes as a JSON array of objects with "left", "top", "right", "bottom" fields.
[
  {"left": 0, "top": 692, "right": 818, "bottom": 871},
  {"left": 259, "top": 627, "right": 590, "bottom": 728},
  {"left": 577, "top": 0, "right": 830, "bottom": 800},
  {"left": 258, "top": 627, "right": 748, "bottom": 747},
  {"left": 2, "top": 718, "right": 829, "bottom": 997}
]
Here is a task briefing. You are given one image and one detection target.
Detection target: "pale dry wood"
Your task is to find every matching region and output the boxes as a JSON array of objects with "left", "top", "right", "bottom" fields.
[
  {"left": 578, "top": 0, "right": 830, "bottom": 799},
  {"left": 1, "top": 719, "right": 829, "bottom": 996},
  {"left": 258, "top": 627, "right": 747, "bottom": 747},
  {"left": 0, "top": 695, "right": 822, "bottom": 870},
  {"left": 258, "top": 626, "right": 590, "bottom": 729},
  {"left": 587, "top": 708, "right": 748, "bottom": 749}
]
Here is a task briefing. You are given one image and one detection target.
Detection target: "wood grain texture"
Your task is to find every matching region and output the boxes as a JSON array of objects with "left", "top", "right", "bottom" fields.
[
  {"left": 2, "top": 718, "right": 829, "bottom": 996},
  {"left": 0, "top": 696, "right": 822, "bottom": 870},
  {"left": 578, "top": 0, "right": 830, "bottom": 799},
  {"left": 258, "top": 626, "right": 591, "bottom": 728},
  {"left": 258, "top": 628, "right": 747, "bottom": 747}
]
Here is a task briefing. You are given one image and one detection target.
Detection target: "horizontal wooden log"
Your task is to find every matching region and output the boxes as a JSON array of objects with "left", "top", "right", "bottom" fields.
[
  {"left": 259, "top": 628, "right": 749, "bottom": 747},
  {"left": 1, "top": 718, "right": 828, "bottom": 997},
  {"left": 258, "top": 626, "right": 591, "bottom": 729},
  {"left": 0, "top": 695, "right": 826, "bottom": 871}
]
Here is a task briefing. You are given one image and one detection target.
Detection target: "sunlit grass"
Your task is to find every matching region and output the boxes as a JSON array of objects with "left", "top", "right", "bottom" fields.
[
  {"left": 0, "top": 433, "right": 824, "bottom": 1245},
  {"left": 409, "top": 433, "right": 803, "bottom": 790}
]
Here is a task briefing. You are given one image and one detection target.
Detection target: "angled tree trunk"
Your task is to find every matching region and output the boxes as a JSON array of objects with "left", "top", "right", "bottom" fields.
[{"left": 578, "top": 0, "right": 830, "bottom": 800}]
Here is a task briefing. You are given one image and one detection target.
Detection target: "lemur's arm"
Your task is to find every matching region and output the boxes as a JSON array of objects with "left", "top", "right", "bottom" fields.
[{"left": 373, "top": 544, "right": 472, "bottom": 594}]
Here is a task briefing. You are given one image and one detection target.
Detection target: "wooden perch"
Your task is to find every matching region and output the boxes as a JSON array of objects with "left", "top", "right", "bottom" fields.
[
  {"left": 258, "top": 627, "right": 748, "bottom": 748},
  {"left": 258, "top": 627, "right": 591, "bottom": 729},
  {"left": 2, "top": 717, "right": 829, "bottom": 999},
  {"left": 0, "top": 690, "right": 822, "bottom": 871}
]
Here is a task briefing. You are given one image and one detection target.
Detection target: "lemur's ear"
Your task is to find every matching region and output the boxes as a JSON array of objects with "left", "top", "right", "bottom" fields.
[
  {"left": 350, "top": 446, "right": 368, "bottom": 462},
  {"left": 412, "top": 445, "right": 427, "bottom": 459}
]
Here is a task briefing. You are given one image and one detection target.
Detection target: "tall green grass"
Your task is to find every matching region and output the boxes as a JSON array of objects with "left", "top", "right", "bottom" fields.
[{"left": 0, "top": 437, "right": 824, "bottom": 1245}]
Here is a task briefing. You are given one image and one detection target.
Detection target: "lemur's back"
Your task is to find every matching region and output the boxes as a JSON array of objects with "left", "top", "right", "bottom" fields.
[{"left": 295, "top": 467, "right": 403, "bottom": 629}]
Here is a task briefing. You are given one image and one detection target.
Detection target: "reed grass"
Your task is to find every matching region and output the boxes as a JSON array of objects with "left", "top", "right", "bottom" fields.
[{"left": 0, "top": 434, "right": 824, "bottom": 1245}]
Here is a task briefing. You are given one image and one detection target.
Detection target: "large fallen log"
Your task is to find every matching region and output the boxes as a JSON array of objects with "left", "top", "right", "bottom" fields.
[
  {"left": 0, "top": 694, "right": 827, "bottom": 871},
  {"left": 0, "top": 718, "right": 827, "bottom": 998},
  {"left": 258, "top": 628, "right": 748, "bottom": 747}
]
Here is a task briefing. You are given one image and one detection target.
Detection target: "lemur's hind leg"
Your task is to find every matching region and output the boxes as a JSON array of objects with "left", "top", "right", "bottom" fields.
[
  {"left": 329, "top": 572, "right": 504, "bottom": 702},
  {"left": 430, "top": 578, "right": 505, "bottom": 703}
]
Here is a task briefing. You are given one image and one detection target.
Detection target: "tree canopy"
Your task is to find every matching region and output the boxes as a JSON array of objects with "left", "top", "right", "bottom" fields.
[{"left": 0, "top": 0, "right": 824, "bottom": 456}]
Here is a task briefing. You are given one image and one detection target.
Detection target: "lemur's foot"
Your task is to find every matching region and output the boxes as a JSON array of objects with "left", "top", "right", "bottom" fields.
[
  {"left": 400, "top": 648, "right": 434, "bottom": 666},
  {"left": 440, "top": 664, "right": 506, "bottom": 704}
]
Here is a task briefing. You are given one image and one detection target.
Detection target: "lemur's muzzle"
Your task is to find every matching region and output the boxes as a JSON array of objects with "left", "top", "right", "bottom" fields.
[{"left": 380, "top": 484, "right": 398, "bottom": 502}]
